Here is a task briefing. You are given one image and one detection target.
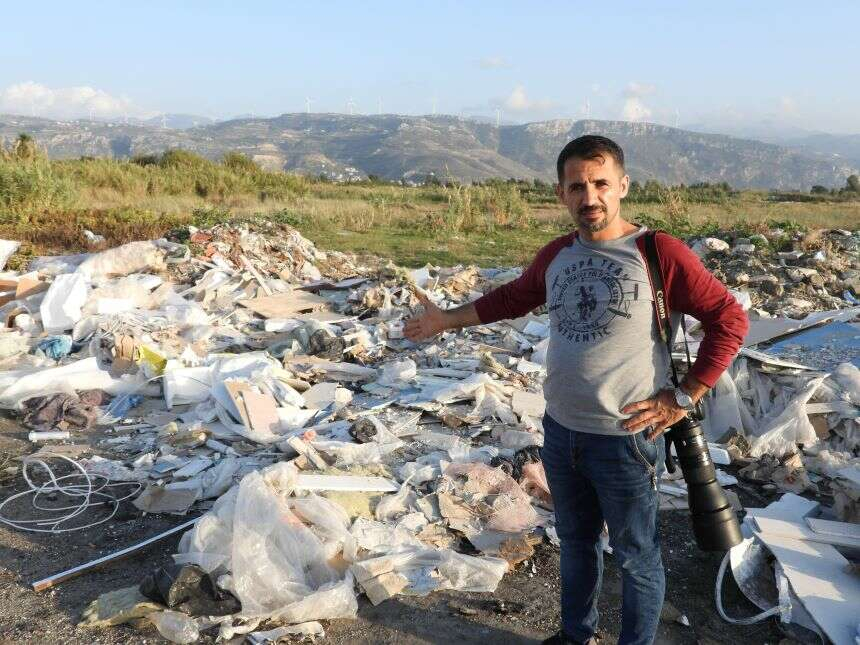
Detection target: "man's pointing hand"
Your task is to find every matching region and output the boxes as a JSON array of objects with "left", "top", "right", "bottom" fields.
[{"left": 404, "top": 290, "right": 447, "bottom": 341}]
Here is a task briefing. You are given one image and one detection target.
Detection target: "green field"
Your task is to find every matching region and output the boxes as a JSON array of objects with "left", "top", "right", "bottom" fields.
[{"left": 2, "top": 137, "right": 859, "bottom": 269}]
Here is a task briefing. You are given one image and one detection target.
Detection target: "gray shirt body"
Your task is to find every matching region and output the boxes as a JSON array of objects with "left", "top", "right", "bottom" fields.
[{"left": 543, "top": 226, "right": 671, "bottom": 435}]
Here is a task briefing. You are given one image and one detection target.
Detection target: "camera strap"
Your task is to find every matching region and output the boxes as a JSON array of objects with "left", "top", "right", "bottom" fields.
[
  {"left": 642, "top": 230, "right": 700, "bottom": 415},
  {"left": 642, "top": 230, "right": 682, "bottom": 387}
]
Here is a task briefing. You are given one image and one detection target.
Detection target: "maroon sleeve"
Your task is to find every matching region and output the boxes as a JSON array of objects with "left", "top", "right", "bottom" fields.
[
  {"left": 473, "top": 233, "right": 574, "bottom": 324},
  {"left": 656, "top": 232, "right": 749, "bottom": 387}
]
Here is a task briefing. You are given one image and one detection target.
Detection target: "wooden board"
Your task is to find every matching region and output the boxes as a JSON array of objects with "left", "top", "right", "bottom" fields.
[{"left": 238, "top": 291, "right": 329, "bottom": 319}]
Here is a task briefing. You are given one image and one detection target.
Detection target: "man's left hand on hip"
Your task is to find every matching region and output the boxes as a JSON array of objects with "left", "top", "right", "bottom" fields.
[{"left": 621, "top": 389, "right": 688, "bottom": 440}]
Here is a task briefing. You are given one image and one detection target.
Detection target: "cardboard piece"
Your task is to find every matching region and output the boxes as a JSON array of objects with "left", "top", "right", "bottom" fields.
[
  {"left": 112, "top": 334, "right": 138, "bottom": 373},
  {"left": 0, "top": 279, "right": 18, "bottom": 307},
  {"left": 238, "top": 291, "right": 329, "bottom": 319},
  {"left": 132, "top": 485, "right": 199, "bottom": 514},
  {"left": 224, "top": 381, "right": 255, "bottom": 429},
  {"left": 239, "top": 390, "right": 280, "bottom": 434},
  {"left": 360, "top": 571, "right": 409, "bottom": 605},
  {"left": 15, "top": 273, "right": 48, "bottom": 299}
]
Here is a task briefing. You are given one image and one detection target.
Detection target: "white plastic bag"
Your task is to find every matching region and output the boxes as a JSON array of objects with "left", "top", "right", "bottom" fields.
[{"left": 749, "top": 376, "right": 826, "bottom": 458}]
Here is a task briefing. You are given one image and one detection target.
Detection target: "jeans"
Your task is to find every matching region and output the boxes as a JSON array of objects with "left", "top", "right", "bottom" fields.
[{"left": 540, "top": 414, "right": 666, "bottom": 645}]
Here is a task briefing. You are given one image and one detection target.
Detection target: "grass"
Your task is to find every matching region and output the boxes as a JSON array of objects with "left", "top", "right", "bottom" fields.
[{"left": 0, "top": 139, "right": 858, "bottom": 268}]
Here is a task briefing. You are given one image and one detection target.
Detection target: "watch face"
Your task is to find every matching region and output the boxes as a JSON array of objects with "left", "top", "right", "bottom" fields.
[{"left": 675, "top": 389, "right": 693, "bottom": 408}]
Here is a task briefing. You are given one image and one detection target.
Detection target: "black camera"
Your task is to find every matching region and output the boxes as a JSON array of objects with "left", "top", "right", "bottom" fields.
[{"left": 664, "top": 416, "right": 742, "bottom": 551}]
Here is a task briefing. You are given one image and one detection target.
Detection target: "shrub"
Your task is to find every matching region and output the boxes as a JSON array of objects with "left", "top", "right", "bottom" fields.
[
  {"left": 222, "top": 151, "right": 259, "bottom": 173},
  {"left": 0, "top": 156, "right": 76, "bottom": 219}
]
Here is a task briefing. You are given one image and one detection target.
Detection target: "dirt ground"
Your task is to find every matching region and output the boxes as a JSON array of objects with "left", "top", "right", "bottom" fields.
[{"left": 0, "top": 418, "right": 786, "bottom": 645}]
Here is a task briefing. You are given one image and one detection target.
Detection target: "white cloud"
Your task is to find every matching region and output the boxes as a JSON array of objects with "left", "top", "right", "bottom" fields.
[
  {"left": 619, "top": 82, "right": 656, "bottom": 122},
  {"left": 0, "top": 81, "right": 152, "bottom": 120},
  {"left": 621, "top": 97, "right": 652, "bottom": 121},
  {"left": 778, "top": 96, "right": 798, "bottom": 116},
  {"left": 478, "top": 56, "right": 510, "bottom": 69},
  {"left": 501, "top": 85, "right": 554, "bottom": 113}
]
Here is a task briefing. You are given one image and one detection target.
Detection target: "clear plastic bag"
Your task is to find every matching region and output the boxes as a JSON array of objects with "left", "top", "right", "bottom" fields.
[
  {"left": 177, "top": 462, "right": 356, "bottom": 622},
  {"left": 749, "top": 376, "right": 825, "bottom": 458},
  {"left": 440, "top": 462, "right": 537, "bottom": 533},
  {"left": 374, "top": 480, "right": 418, "bottom": 522},
  {"left": 148, "top": 610, "right": 200, "bottom": 644}
]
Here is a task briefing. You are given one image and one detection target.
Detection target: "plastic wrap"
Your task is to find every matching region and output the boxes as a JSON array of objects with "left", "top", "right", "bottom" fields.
[
  {"left": 147, "top": 611, "right": 200, "bottom": 644},
  {"left": 750, "top": 376, "right": 826, "bottom": 458},
  {"left": 177, "top": 462, "right": 356, "bottom": 622},
  {"left": 440, "top": 462, "right": 537, "bottom": 533}
]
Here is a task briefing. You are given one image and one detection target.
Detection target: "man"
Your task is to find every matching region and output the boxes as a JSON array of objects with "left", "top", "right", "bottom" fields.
[{"left": 405, "top": 135, "right": 748, "bottom": 645}]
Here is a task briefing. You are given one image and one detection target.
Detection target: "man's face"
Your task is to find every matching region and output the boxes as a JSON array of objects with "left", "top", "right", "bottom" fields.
[{"left": 555, "top": 155, "right": 629, "bottom": 233}]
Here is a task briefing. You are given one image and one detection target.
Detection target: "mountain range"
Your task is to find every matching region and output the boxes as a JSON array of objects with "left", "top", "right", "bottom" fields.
[{"left": 1, "top": 112, "right": 856, "bottom": 189}]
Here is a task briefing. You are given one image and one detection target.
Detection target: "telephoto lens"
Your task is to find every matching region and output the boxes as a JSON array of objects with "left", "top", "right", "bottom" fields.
[{"left": 664, "top": 416, "right": 742, "bottom": 551}]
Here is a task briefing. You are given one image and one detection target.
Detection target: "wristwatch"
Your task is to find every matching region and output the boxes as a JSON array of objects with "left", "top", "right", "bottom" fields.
[{"left": 673, "top": 387, "right": 695, "bottom": 411}]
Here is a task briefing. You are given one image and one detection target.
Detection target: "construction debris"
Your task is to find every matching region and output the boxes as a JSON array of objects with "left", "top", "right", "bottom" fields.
[{"left": 0, "top": 220, "right": 856, "bottom": 641}]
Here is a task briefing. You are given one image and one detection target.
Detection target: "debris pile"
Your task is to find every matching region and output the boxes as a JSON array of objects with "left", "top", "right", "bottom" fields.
[
  {"left": 692, "top": 229, "right": 860, "bottom": 317},
  {"left": 0, "top": 221, "right": 856, "bottom": 642}
]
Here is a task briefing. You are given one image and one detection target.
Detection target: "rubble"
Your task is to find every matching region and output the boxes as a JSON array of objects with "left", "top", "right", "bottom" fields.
[{"left": 0, "top": 220, "right": 856, "bottom": 641}]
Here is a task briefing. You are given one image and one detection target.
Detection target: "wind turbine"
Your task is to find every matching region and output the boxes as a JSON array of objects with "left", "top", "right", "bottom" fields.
[
  {"left": 584, "top": 99, "right": 591, "bottom": 119},
  {"left": 377, "top": 98, "right": 383, "bottom": 115},
  {"left": 347, "top": 98, "right": 356, "bottom": 116},
  {"left": 305, "top": 97, "right": 314, "bottom": 114},
  {"left": 161, "top": 114, "right": 167, "bottom": 129},
  {"left": 495, "top": 108, "right": 501, "bottom": 127},
  {"left": 674, "top": 109, "right": 680, "bottom": 128}
]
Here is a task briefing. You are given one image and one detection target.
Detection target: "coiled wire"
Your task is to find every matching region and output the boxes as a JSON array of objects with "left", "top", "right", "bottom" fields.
[{"left": 0, "top": 453, "right": 141, "bottom": 533}]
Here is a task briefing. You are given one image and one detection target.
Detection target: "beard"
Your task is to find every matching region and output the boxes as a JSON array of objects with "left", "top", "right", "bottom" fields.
[{"left": 577, "top": 206, "right": 613, "bottom": 232}]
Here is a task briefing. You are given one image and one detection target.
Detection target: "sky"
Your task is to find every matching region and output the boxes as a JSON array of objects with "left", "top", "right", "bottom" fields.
[{"left": 1, "top": 1, "right": 858, "bottom": 135}]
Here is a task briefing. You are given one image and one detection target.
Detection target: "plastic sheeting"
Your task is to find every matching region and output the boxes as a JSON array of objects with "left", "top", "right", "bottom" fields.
[
  {"left": 0, "top": 357, "right": 139, "bottom": 409},
  {"left": 177, "top": 462, "right": 358, "bottom": 622},
  {"left": 749, "top": 376, "right": 826, "bottom": 459}
]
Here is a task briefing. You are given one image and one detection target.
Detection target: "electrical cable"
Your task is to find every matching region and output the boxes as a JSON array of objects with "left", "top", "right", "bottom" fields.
[
  {"left": 714, "top": 549, "right": 784, "bottom": 625},
  {"left": 0, "top": 453, "right": 141, "bottom": 534}
]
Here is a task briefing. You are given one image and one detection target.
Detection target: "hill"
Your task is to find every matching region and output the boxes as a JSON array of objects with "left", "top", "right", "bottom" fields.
[{"left": 0, "top": 113, "right": 856, "bottom": 189}]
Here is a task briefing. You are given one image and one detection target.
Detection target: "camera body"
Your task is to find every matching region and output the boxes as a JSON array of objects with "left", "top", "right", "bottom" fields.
[{"left": 664, "top": 416, "right": 742, "bottom": 551}]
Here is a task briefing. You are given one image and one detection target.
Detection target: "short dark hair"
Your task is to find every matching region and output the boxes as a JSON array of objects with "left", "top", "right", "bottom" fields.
[{"left": 556, "top": 135, "right": 625, "bottom": 182}]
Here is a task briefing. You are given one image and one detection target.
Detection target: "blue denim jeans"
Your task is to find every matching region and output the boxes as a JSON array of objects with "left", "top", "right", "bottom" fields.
[{"left": 541, "top": 414, "right": 666, "bottom": 645}]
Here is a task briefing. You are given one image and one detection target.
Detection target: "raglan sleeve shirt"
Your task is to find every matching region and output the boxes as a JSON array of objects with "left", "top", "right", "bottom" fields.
[
  {"left": 473, "top": 233, "right": 574, "bottom": 325},
  {"left": 473, "top": 229, "right": 748, "bottom": 390},
  {"left": 654, "top": 232, "right": 749, "bottom": 388}
]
